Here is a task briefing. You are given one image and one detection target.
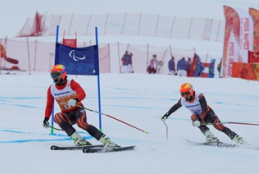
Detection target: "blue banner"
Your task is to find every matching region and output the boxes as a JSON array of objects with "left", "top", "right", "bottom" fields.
[{"left": 55, "top": 43, "right": 99, "bottom": 75}]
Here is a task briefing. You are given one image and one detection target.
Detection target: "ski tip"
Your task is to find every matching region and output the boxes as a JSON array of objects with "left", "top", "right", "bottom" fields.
[
  {"left": 82, "top": 148, "right": 89, "bottom": 153},
  {"left": 50, "top": 145, "right": 58, "bottom": 150}
]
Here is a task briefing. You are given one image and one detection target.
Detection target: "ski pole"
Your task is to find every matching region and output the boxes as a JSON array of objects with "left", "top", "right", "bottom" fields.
[
  {"left": 202, "top": 122, "right": 259, "bottom": 126},
  {"left": 77, "top": 105, "right": 148, "bottom": 134},
  {"left": 163, "top": 120, "right": 168, "bottom": 140},
  {"left": 49, "top": 126, "right": 64, "bottom": 131}
]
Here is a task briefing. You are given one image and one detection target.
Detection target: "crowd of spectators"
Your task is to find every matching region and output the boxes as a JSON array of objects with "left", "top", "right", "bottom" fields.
[
  {"left": 167, "top": 53, "right": 206, "bottom": 77},
  {"left": 121, "top": 51, "right": 217, "bottom": 78}
]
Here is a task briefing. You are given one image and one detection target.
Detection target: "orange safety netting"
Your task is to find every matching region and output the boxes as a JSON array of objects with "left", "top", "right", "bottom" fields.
[{"left": 0, "top": 38, "right": 218, "bottom": 75}]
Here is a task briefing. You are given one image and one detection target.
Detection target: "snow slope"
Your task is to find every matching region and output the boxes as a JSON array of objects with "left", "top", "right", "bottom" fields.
[
  {"left": 1, "top": 1, "right": 259, "bottom": 173},
  {"left": 1, "top": 73, "right": 259, "bottom": 174}
]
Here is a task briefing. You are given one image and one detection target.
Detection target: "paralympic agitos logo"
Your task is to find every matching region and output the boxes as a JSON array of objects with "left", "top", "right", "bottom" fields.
[
  {"left": 253, "top": 53, "right": 259, "bottom": 58},
  {"left": 69, "top": 50, "right": 86, "bottom": 61}
]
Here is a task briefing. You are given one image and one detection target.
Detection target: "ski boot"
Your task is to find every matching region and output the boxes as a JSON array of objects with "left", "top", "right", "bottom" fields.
[
  {"left": 204, "top": 130, "right": 220, "bottom": 143},
  {"left": 233, "top": 135, "right": 245, "bottom": 144},
  {"left": 71, "top": 132, "right": 91, "bottom": 146},
  {"left": 99, "top": 134, "right": 120, "bottom": 148}
]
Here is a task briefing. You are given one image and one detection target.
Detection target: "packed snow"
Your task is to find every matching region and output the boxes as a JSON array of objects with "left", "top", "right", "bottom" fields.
[{"left": 1, "top": 0, "right": 259, "bottom": 174}]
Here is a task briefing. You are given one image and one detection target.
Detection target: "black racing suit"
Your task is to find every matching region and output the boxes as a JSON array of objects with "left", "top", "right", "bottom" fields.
[{"left": 165, "top": 93, "right": 237, "bottom": 140}]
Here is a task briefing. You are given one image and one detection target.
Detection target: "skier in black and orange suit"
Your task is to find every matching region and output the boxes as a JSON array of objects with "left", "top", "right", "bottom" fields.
[
  {"left": 161, "top": 83, "right": 245, "bottom": 144},
  {"left": 43, "top": 64, "right": 120, "bottom": 148}
]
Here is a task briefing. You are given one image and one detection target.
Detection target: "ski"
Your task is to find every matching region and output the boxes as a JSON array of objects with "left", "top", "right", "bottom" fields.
[
  {"left": 82, "top": 145, "right": 135, "bottom": 153},
  {"left": 186, "top": 140, "right": 259, "bottom": 150},
  {"left": 50, "top": 144, "right": 103, "bottom": 150},
  {"left": 186, "top": 139, "right": 238, "bottom": 148}
]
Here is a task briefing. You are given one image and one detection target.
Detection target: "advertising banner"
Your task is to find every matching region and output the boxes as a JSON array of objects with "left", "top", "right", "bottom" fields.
[
  {"left": 232, "top": 62, "right": 259, "bottom": 80},
  {"left": 222, "top": 6, "right": 240, "bottom": 77},
  {"left": 236, "top": 8, "right": 253, "bottom": 63},
  {"left": 249, "top": 8, "right": 259, "bottom": 52}
]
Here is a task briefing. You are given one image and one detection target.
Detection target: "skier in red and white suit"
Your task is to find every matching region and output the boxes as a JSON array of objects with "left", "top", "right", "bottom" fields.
[
  {"left": 43, "top": 64, "right": 119, "bottom": 148},
  {"left": 161, "top": 83, "right": 245, "bottom": 144}
]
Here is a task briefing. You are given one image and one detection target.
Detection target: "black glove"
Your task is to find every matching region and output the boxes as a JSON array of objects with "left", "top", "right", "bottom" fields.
[
  {"left": 161, "top": 113, "right": 170, "bottom": 121},
  {"left": 43, "top": 118, "right": 50, "bottom": 128}
]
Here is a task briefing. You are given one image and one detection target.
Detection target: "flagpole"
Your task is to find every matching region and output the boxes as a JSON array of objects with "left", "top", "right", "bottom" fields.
[
  {"left": 50, "top": 25, "right": 59, "bottom": 134},
  {"left": 95, "top": 27, "right": 102, "bottom": 132}
]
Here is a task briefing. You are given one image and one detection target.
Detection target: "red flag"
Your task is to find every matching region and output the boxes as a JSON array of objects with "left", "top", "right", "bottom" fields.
[
  {"left": 0, "top": 44, "right": 19, "bottom": 64},
  {"left": 0, "top": 44, "right": 6, "bottom": 58},
  {"left": 62, "top": 39, "right": 77, "bottom": 48}
]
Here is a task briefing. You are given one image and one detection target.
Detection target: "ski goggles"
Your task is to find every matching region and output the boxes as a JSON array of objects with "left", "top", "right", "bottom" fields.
[
  {"left": 181, "top": 91, "right": 190, "bottom": 96},
  {"left": 50, "top": 71, "right": 62, "bottom": 79}
]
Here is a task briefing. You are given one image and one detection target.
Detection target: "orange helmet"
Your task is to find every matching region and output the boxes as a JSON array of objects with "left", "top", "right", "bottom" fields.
[
  {"left": 179, "top": 83, "right": 194, "bottom": 96},
  {"left": 50, "top": 64, "right": 67, "bottom": 80}
]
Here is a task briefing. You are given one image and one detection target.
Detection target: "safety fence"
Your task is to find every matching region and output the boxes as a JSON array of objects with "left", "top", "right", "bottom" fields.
[
  {"left": 16, "top": 12, "right": 224, "bottom": 42},
  {"left": 0, "top": 38, "right": 219, "bottom": 76}
]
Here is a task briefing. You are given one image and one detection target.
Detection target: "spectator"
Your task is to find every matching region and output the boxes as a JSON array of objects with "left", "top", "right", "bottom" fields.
[
  {"left": 193, "top": 54, "right": 202, "bottom": 77},
  {"left": 148, "top": 54, "right": 158, "bottom": 74},
  {"left": 217, "top": 58, "right": 222, "bottom": 78},
  {"left": 121, "top": 51, "right": 131, "bottom": 73},
  {"left": 177, "top": 57, "right": 187, "bottom": 76},
  {"left": 199, "top": 61, "right": 205, "bottom": 76},
  {"left": 190, "top": 53, "right": 199, "bottom": 77},
  {"left": 168, "top": 56, "right": 176, "bottom": 75},
  {"left": 129, "top": 52, "right": 133, "bottom": 73},
  {"left": 186, "top": 57, "right": 192, "bottom": 77},
  {"left": 208, "top": 59, "right": 215, "bottom": 78}
]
